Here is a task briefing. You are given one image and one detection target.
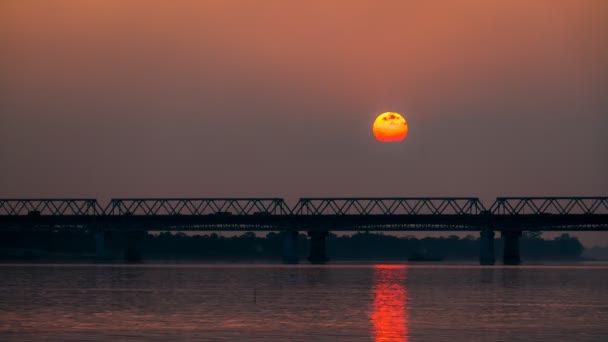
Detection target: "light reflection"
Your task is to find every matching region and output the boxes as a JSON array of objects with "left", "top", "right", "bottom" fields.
[{"left": 370, "top": 265, "right": 409, "bottom": 342}]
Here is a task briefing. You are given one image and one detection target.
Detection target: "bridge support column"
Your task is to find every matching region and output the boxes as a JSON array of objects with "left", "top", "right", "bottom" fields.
[
  {"left": 307, "top": 231, "right": 329, "bottom": 264},
  {"left": 502, "top": 231, "right": 522, "bottom": 265},
  {"left": 282, "top": 231, "right": 299, "bottom": 264},
  {"left": 95, "top": 231, "right": 109, "bottom": 261},
  {"left": 124, "top": 232, "right": 142, "bottom": 263},
  {"left": 479, "top": 230, "right": 495, "bottom": 265}
]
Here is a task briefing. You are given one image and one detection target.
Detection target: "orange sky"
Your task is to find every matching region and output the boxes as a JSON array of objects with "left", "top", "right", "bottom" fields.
[{"left": 2, "top": 0, "right": 606, "bottom": 118}]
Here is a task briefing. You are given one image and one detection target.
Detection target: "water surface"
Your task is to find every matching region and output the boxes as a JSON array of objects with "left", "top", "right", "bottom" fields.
[{"left": 1, "top": 264, "right": 607, "bottom": 341}]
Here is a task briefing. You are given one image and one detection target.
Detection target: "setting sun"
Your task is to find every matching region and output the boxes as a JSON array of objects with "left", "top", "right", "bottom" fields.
[{"left": 373, "top": 112, "right": 408, "bottom": 142}]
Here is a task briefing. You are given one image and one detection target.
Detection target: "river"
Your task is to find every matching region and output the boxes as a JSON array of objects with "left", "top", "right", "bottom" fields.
[{"left": 1, "top": 263, "right": 607, "bottom": 341}]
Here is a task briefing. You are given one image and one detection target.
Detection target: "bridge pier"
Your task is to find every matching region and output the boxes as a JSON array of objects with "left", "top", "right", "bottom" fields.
[
  {"left": 479, "top": 230, "right": 495, "bottom": 265},
  {"left": 282, "top": 231, "right": 299, "bottom": 264},
  {"left": 502, "top": 231, "right": 522, "bottom": 265},
  {"left": 123, "top": 232, "right": 143, "bottom": 263},
  {"left": 307, "top": 231, "right": 329, "bottom": 264},
  {"left": 95, "top": 231, "right": 109, "bottom": 261}
]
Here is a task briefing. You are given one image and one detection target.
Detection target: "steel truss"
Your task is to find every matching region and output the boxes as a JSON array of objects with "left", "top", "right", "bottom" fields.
[
  {"left": 0, "top": 199, "right": 102, "bottom": 216},
  {"left": 103, "top": 198, "right": 291, "bottom": 216},
  {"left": 490, "top": 197, "right": 608, "bottom": 215},
  {"left": 292, "top": 198, "right": 486, "bottom": 215},
  {"left": 0, "top": 197, "right": 607, "bottom": 232}
]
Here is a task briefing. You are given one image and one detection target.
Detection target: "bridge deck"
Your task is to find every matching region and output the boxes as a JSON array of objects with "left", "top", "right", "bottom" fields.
[{"left": 1, "top": 197, "right": 607, "bottom": 231}]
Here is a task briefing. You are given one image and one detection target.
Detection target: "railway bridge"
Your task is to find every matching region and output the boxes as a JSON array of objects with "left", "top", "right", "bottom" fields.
[{"left": 1, "top": 197, "right": 607, "bottom": 265}]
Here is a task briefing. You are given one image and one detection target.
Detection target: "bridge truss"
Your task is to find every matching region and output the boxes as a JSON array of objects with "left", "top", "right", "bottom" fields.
[
  {"left": 0, "top": 197, "right": 606, "bottom": 232},
  {"left": 0, "top": 199, "right": 102, "bottom": 216},
  {"left": 490, "top": 197, "right": 608, "bottom": 215},
  {"left": 103, "top": 198, "right": 291, "bottom": 216},
  {"left": 292, "top": 198, "right": 486, "bottom": 215}
]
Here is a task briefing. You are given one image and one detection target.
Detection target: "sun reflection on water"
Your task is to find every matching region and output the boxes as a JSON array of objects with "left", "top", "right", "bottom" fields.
[{"left": 370, "top": 265, "right": 409, "bottom": 342}]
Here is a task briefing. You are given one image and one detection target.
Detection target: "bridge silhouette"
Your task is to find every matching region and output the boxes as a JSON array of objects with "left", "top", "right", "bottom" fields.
[{"left": 1, "top": 197, "right": 607, "bottom": 265}]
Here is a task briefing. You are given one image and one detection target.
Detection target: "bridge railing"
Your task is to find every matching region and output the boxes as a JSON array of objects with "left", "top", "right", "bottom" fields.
[
  {"left": 291, "top": 198, "right": 486, "bottom": 215},
  {"left": 103, "top": 198, "right": 292, "bottom": 216},
  {"left": 0, "top": 199, "right": 103, "bottom": 216},
  {"left": 490, "top": 197, "right": 608, "bottom": 215}
]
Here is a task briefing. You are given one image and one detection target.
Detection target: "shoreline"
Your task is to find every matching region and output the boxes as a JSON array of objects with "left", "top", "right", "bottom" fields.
[{"left": 0, "top": 256, "right": 603, "bottom": 265}]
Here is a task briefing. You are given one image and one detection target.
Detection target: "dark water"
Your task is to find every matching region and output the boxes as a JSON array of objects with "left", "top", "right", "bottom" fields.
[{"left": 1, "top": 264, "right": 607, "bottom": 341}]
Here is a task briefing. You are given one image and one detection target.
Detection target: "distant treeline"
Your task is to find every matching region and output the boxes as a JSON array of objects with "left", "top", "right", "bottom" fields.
[{"left": 0, "top": 231, "right": 584, "bottom": 261}]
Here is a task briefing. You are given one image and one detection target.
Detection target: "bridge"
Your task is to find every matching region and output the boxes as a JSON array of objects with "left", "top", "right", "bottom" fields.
[{"left": 1, "top": 197, "right": 607, "bottom": 265}]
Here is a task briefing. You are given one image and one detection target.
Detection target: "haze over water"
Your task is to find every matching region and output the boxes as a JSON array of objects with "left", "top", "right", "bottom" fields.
[{"left": 1, "top": 264, "right": 607, "bottom": 341}]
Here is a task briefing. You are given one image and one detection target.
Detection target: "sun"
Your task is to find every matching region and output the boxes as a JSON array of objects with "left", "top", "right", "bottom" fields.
[{"left": 373, "top": 112, "right": 408, "bottom": 142}]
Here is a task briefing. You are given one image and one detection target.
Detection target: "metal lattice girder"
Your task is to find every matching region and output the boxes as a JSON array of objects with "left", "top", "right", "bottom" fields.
[
  {"left": 490, "top": 197, "right": 608, "bottom": 215},
  {"left": 0, "top": 199, "right": 102, "bottom": 216},
  {"left": 292, "top": 198, "right": 486, "bottom": 215},
  {"left": 104, "top": 198, "right": 291, "bottom": 216}
]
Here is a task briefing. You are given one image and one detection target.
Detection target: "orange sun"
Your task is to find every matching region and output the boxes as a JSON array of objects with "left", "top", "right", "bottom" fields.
[{"left": 373, "top": 112, "right": 408, "bottom": 142}]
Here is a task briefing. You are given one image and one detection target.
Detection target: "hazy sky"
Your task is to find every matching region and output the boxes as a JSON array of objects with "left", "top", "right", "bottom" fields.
[{"left": 1, "top": 1, "right": 607, "bottom": 243}]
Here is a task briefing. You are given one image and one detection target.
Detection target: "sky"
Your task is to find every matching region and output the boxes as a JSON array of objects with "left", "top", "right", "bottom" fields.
[{"left": 1, "top": 1, "right": 607, "bottom": 244}]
